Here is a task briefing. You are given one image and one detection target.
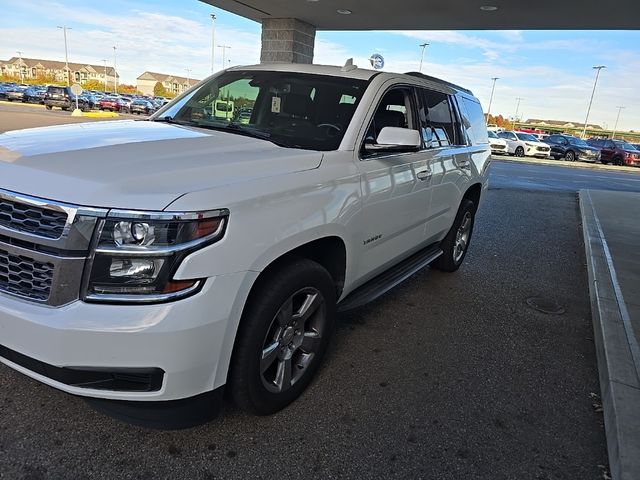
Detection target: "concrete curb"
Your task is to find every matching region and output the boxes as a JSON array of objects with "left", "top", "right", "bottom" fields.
[
  {"left": 493, "top": 155, "right": 640, "bottom": 174},
  {"left": 0, "top": 100, "right": 44, "bottom": 109},
  {"left": 82, "top": 111, "right": 119, "bottom": 118},
  {"left": 579, "top": 190, "right": 640, "bottom": 480}
]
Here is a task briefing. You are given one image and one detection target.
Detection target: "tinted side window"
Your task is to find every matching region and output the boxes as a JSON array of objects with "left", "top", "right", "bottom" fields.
[
  {"left": 459, "top": 97, "right": 488, "bottom": 145},
  {"left": 548, "top": 135, "right": 560, "bottom": 143},
  {"left": 417, "top": 88, "right": 456, "bottom": 148}
]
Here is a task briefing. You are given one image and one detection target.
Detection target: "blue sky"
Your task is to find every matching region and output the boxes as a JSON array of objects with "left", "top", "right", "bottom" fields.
[{"left": 2, "top": 0, "right": 639, "bottom": 131}]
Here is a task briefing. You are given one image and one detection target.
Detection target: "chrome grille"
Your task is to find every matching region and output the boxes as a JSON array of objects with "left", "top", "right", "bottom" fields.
[
  {"left": 0, "top": 247, "right": 54, "bottom": 301},
  {"left": 0, "top": 188, "right": 107, "bottom": 306},
  {"left": 0, "top": 197, "right": 68, "bottom": 239}
]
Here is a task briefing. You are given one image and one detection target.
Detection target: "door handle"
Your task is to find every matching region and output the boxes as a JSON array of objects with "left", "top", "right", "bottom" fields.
[{"left": 416, "top": 170, "right": 432, "bottom": 181}]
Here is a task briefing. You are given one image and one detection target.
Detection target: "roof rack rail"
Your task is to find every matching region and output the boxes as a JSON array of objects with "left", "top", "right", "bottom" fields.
[{"left": 404, "top": 72, "right": 472, "bottom": 95}]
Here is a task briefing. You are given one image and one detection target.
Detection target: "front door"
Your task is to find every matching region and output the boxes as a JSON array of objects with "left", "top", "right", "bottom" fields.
[{"left": 354, "top": 86, "right": 433, "bottom": 283}]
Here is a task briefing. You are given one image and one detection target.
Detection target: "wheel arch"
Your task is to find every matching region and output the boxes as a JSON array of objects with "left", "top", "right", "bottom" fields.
[
  {"left": 462, "top": 183, "right": 482, "bottom": 211},
  {"left": 217, "top": 235, "right": 347, "bottom": 389}
]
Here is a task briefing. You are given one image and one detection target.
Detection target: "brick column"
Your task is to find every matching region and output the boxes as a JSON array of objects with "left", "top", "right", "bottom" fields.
[{"left": 260, "top": 18, "right": 316, "bottom": 64}]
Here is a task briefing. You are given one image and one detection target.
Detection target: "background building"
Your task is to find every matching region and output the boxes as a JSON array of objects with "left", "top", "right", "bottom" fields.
[
  {"left": 0, "top": 57, "right": 118, "bottom": 86},
  {"left": 137, "top": 71, "right": 200, "bottom": 96}
]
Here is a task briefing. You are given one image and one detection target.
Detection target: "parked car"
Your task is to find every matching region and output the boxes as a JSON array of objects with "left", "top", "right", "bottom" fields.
[
  {"left": 23, "top": 86, "right": 47, "bottom": 104},
  {"left": 5, "top": 85, "right": 29, "bottom": 102},
  {"left": 99, "top": 96, "right": 123, "bottom": 111},
  {"left": 80, "top": 93, "right": 99, "bottom": 110},
  {"left": 586, "top": 138, "right": 640, "bottom": 166},
  {"left": 488, "top": 130, "right": 508, "bottom": 155},
  {"left": 0, "top": 64, "right": 490, "bottom": 428},
  {"left": 129, "top": 99, "right": 155, "bottom": 115},
  {"left": 119, "top": 97, "right": 133, "bottom": 113},
  {"left": 498, "top": 130, "right": 551, "bottom": 158},
  {"left": 543, "top": 134, "right": 600, "bottom": 162},
  {"left": 44, "top": 85, "right": 90, "bottom": 111}
]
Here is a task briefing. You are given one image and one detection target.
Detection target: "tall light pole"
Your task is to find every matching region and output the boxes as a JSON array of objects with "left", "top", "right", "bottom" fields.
[
  {"left": 57, "top": 26, "right": 71, "bottom": 86},
  {"left": 113, "top": 46, "right": 117, "bottom": 94},
  {"left": 218, "top": 45, "right": 231, "bottom": 68},
  {"left": 102, "top": 59, "right": 107, "bottom": 92},
  {"left": 581, "top": 65, "right": 606, "bottom": 139},
  {"left": 210, "top": 14, "right": 216, "bottom": 74},
  {"left": 513, "top": 97, "right": 523, "bottom": 121},
  {"left": 486, "top": 77, "right": 499, "bottom": 122},
  {"left": 611, "top": 106, "right": 625, "bottom": 139},
  {"left": 185, "top": 68, "right": 192, "bottom": 89},
  {"left": 16, "top": 51, "right": 24, "bottom": 82},
  {"left": 419, "top": 43, "right": 429, "bottom": 73}
]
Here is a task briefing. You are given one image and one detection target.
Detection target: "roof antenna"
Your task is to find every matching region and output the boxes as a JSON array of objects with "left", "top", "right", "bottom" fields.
[{"left": 341, "top": 58, "right": 357, "bottom": 72}]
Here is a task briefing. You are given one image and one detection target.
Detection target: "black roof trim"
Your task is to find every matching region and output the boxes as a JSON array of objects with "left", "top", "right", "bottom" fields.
[{"left": 404, "top": 72, "right": 472, "bottom": 95}]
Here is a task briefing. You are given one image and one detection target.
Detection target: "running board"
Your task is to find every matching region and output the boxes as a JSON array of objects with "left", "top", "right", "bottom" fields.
[{"left": 337, "top": 244, "right": 443, "bottom": 312}]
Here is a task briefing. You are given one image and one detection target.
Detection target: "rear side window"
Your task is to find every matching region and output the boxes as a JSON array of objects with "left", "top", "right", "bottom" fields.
[
  {"left": 48, "top": 86, "right": 65, "bottom": 95},
  {"left": 459, "top": 97, "right": 488, "bottom": 145},
  {"left": 417, "top": 88, "right": 457, "bottom": 148}
]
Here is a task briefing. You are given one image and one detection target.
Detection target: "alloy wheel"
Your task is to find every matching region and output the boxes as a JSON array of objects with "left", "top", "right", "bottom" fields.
[{"left": 260, "top": 287, "right": 326, "bottom": 394}]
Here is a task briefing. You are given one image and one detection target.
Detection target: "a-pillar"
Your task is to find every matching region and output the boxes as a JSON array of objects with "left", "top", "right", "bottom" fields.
[{"left": 260, "top": 18, "right": 316, "bottom": 64}]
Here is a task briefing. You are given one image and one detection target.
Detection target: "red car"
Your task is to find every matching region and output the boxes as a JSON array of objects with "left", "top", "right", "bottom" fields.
[
  {"left": 587, "top": 138, "right": 640, "bottom": 167},
  {"left": 99, "top": 96, "right": 123, "bottom": 112}
]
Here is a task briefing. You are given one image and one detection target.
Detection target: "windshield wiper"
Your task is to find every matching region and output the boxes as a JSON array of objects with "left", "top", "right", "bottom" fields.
[
  {"left": 194, "top": 121, "right": 272, "bottom": 140},
  {"left": 152, "top": 116, "right": 194, "bottom": 126}
]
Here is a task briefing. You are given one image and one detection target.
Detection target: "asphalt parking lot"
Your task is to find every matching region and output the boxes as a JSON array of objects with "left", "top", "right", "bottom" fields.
[{"left": 3, "top": 104, "right": 635, "bottom": 479}]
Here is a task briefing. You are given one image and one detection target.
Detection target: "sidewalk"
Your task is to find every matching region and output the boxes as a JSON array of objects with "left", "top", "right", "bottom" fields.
[{"left": 579, "top": 189, "right": 640, "bottom": 480}]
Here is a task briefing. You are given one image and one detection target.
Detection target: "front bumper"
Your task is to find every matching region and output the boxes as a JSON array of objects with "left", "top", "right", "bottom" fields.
[{"left": 0, "top": 270, "right": 256, "bottom": 402}]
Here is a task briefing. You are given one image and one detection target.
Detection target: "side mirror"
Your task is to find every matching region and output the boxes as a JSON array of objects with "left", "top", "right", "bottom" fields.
[{"left": 365, "top": 127, "right": 421, "bottom": 153}]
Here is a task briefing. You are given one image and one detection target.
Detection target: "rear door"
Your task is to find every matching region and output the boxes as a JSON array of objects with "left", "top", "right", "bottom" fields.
[{"left": 417, "top": 87, "right": 471, "bottom": 239}]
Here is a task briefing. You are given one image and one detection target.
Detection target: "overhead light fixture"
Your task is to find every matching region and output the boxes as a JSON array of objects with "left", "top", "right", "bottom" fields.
[
  {"left": 480, "top": 5, "right": 498, "bottom": 10},
  {"left": 337, "top": 9, "right": 352, "bottom": 14}
]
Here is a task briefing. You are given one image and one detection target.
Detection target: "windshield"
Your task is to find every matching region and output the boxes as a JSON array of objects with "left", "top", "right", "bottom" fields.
[
  {"left": 515, "top": 133, "right": 538, "bottom": 142},
  {"left": 567, "top": 137, "right": 589, "bottom": 147},
  {"left": 488, "top": 131, "right": 498, "bottom": 138},
  {"left": 613, "top": 140, "right": 637, "bottom": 150},
  {"left": 154, "top": 70, "right": 369, "bottom": 151}
]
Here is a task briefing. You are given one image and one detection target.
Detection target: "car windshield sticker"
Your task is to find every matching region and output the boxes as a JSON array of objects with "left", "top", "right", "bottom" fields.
[{"left": 271, "top": 96, "right": 281, "bottom": 114}]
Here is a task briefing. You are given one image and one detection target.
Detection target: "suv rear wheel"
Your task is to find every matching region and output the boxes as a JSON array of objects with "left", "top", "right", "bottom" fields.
[
  {"left": 432, "top": 199, "right": 476, "bottom": 272},
  {"left": 229, "top": 258, "right": 336, "bottom": 415}
]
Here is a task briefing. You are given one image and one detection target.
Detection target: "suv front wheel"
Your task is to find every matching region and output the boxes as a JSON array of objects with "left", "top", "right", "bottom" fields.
[{"left": 229, "top": 258, "right": 336, "bottom": 415}]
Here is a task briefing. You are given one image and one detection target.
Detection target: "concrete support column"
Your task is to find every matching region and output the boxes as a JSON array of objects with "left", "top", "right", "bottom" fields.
[{"left": 260, "top": 18, "right": 316, "bottom": 64}]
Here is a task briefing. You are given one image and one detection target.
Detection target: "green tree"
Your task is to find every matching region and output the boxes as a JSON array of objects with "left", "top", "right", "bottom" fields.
[{"left": 153, "top": 81, "right": 167, "bottom": 97}]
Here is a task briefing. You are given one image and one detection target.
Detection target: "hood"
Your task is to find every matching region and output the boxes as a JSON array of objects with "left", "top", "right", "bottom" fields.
[{"left": 0, "top": 120, "right": 323, "bottom": 210}]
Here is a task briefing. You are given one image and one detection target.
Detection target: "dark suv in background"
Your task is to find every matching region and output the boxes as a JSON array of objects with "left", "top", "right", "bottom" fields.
[
  {"left": 44, "top": 85, "right": 89, "bottom": 111},
  {"left": 543, "top": 134, "right": 600, "bottom": 162},
  {"left": 587, "top": 138, "right": 640, "bottom": 166}
]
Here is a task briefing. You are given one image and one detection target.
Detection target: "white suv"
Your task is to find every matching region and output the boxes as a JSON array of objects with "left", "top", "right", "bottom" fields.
[
  {"left": 0, "top": 63, "right": 490, "bottom": 428},
  {"left": 498, "top": 130, "right": 551, "bottom": 158}
]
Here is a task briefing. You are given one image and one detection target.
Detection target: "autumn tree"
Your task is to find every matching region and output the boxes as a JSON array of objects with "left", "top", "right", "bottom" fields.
[{"left": 153, "top": 81, "right": 168, "bottom": 97}]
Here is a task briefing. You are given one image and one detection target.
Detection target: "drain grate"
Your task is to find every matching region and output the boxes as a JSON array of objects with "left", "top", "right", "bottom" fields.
[{"left": 525, "top": 297, "right": 565, "bottom": 315}]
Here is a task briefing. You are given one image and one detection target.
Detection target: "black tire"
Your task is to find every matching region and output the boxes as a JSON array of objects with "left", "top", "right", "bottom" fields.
[
  {"left": 432, "top": 199, "right": 476, "bottom": 273},
  {"left": 515, "top": 146, "right": 525, "bottom": 157},
  {"left": 565, "top": 150, "right": 575, "bottom": 161},
  {"left": 613, "top": 156, "right": 623, "bottom": 166},
  {"left": 229, "top": 258, "right": 336, "bottom": 415}
]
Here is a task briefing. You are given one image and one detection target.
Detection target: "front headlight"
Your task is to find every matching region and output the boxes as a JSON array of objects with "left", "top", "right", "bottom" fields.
[{"left": 83, "top": 209, "right": 228, "bottom": 303}]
